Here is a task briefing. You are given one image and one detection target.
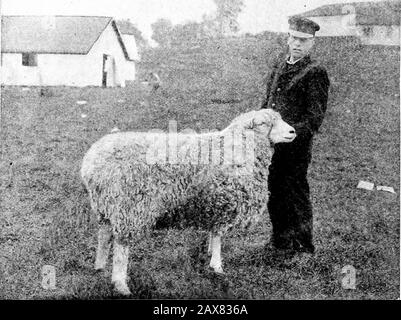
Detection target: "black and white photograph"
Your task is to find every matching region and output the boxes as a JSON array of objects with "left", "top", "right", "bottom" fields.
[{"left": 0, "top": 0, "right": 399, "bottom": 302}]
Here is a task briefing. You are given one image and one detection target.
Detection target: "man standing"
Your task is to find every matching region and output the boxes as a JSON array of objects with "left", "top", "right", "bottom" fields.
[{"left": 261, "top": 16, "right": 330, "bottom": 259}]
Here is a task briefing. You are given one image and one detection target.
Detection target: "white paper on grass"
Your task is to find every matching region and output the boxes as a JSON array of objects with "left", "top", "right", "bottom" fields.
[
  {"left": 357, "top": 181, "right": 374, "bottom": 191},
  {"left": 77, "top": 100, "right": 87, "bottom": 105},
  {"left": 81, "top": 114, "right": 87, "bottom": 118},
  {"left": 376, "top": 186, "right": 396, "bottom": 194}
]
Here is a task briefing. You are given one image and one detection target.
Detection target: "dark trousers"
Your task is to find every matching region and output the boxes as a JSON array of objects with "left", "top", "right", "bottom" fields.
[{"left": 267, "top": 148, "right": 315, "bottom": 253}]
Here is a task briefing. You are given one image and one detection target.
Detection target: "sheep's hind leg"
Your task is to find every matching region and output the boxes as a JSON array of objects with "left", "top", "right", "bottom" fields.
[
  {"left": 209, "top": 232, "right": 224, "bottom": 274},
  {"left": 112, "top": 238, "right": 131, "bottom": 296},
  {"left": 94, "top": 221, "right": 112, "bottom": 271},
  {"left": 207, "top": 232, "right": 212, "bottom": 256}
]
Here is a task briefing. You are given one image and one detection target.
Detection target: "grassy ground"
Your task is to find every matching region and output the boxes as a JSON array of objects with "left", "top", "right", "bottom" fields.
[{"left": 0, "top": 36, "right": 399, "bottom": 299}]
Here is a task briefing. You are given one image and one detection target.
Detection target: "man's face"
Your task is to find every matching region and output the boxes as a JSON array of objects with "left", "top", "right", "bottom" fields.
[{"left": 287, "top": 34, "right": 315, "bottom": 60}]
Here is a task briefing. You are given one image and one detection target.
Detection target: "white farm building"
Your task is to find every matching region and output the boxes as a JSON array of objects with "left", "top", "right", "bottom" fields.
[
  {"left": 293, "top": 1, "right": 400, "bottom": 46},
  {"left": 0, "top": 16, "right": 140, "bottom": 87}
]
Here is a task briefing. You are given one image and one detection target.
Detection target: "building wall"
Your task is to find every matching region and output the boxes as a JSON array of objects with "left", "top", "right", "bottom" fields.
[
  {"left": 358, "top": 25, "right": 400, "bottom": 46},
  {"left": 0, "top": 22, "right": 136, "bottom": 86},
  {"left": 307, "top": 15, "right": 358, "bottom": 37},
  {"left": 1, "top": 53, "right": 44, "bottom": 86},
  {"left": 120, "top": 34, "right": 139, "bottom": 82},
  {"left": 121, "top": 34, "right": 140, "bottom": 62},
  {"left": 88, "top": 22, "right": 136, "bottom": 86},
  {"left": 308, "top": 15, "right": 400, "bottom": 46}
]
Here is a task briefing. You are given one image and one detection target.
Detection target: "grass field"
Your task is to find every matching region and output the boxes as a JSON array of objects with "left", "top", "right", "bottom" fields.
[{"left": 0, "top": 36, "right": 399, "bottom": 299}]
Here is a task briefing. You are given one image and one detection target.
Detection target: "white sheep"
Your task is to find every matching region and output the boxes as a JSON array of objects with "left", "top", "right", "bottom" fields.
[{"left": 80, "top": 108, "right": 296, "bottom": 295}]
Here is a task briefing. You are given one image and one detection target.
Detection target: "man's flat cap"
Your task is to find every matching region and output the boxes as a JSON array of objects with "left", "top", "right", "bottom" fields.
[{"left": 288, "top": 16, "right": 320, "bottom": 38}]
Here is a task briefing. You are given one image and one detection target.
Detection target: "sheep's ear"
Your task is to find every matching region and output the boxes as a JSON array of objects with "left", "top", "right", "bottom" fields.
[
  {"left": 249, "top": 117, "right": 257, "bottom": 129},
  {"left": 244, "top": 114, "right": 258, "bottom": 129},
  {"left": 232, "top": 111, "right": 263, "bottom": 130},
  {"left": 251, "top": 113, "right": 266, "bottom": 129}
]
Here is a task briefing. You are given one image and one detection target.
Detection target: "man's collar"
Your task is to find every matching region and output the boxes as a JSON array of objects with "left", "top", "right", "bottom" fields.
[
  {"left": 286, "top": 55, "right": 311, "bottom": 66},
  {"left": 287, "top": 57, "right": 302, "bottom": 65}
]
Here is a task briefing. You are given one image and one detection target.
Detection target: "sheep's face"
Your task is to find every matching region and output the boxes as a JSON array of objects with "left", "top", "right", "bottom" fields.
[
  {"left": 267, "top": 110, "right": 296, "bottom": 144},
  {"left": 233, "top": 109, "right": 296, "bottom": 144}
]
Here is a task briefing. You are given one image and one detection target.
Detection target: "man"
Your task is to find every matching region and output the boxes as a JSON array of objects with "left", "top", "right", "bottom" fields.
[
  {"left": 261, "top": 16, "right": 330, "bottom": 259},
  {"left": 149, "top": 72, "right": 161, "bottom": 92}
]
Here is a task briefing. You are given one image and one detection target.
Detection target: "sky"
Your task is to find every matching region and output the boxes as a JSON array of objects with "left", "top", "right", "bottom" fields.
[{"left": 0, "top": 0, "right": 390, "bottom": 40}]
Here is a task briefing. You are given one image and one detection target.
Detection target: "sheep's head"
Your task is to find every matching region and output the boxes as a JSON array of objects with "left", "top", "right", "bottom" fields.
[
  {"left": 228, "top": 109, "right": 296, "bottom": 144},
  {"left": 267, "top": 109, "right": 297, "bottom": 144}
]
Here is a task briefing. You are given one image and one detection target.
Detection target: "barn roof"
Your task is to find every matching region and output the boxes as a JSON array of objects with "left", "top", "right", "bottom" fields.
[
  {"left": 1, "top": 15, "right": 133, "bottom": 60},
  {"left": 294, "top": 1, "right": 400, "bottom": 26}
]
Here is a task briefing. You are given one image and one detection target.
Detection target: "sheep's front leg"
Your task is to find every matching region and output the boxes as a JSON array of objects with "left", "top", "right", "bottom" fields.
[
  {"left": 209, "top": 232, "right": 224, "bottom": 274},
  {"left": 94, "top": 222, "right": 112, "bottom": 271},
  {"left": 112, "top": 239, "right": 131, "bottom": 296}
]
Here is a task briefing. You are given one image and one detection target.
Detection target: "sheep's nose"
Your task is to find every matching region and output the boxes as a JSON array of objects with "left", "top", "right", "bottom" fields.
[{"left": 289, "top": 129, "right": 295, "bottom": 134}]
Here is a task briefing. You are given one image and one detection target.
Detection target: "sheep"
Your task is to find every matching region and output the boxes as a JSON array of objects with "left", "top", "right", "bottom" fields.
[{"left": 80, "top": 108, "right": 296, "bottom": 295}]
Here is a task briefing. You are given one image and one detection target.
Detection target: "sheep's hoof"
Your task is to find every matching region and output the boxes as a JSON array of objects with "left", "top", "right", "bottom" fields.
[
  {"left": 210, "top": 265, "right": 225, "bottom": 275},
  {"left": 113, "top": 281, "right": 132, "bottom": 296},
  {"left": 94, "top": 265, "right": 105, "bottom": 272},
  {"left": 94, "top": 267, "right": 104, "bottom": 274}
]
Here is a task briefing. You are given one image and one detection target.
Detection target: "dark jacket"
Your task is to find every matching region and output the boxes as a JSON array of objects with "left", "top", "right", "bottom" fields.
[{"left": 261, "top": 55, "right": 330, "bottom": 163}]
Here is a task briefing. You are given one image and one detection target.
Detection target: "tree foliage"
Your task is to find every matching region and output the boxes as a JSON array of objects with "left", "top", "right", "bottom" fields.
[
  {"left": 151, "top": 18, "right": 173, "bottom": 46},
  {"left": 170, "top": 22, "right": 205, "bottom": 45},
  {"left": 150, "top": 0, "right": 245, "bottom": 46},
  {"left": 213, "top": 0, "right": 244, "bottom": 34}
]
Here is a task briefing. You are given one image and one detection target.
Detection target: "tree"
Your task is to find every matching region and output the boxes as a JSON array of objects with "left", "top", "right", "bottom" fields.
[
  {"left": 201, "top": 13, "right": 220, "bottom": 38},
  {"left": 169, "top": 21, "right": 205, "bottom": 45},
  {"left": 213, "top": 0, "right": 244, "bottom": 35},
  {"left": 151, "top": 18, "right": 173, "bottom": 46}
]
